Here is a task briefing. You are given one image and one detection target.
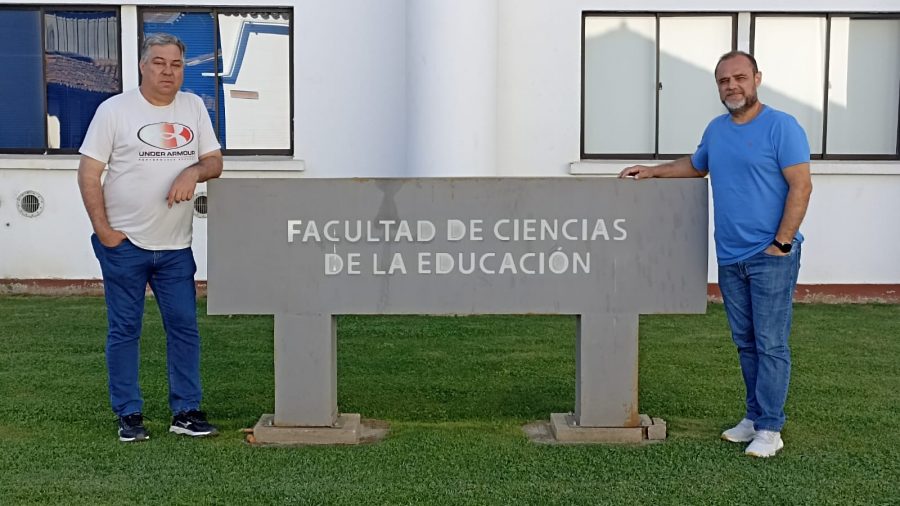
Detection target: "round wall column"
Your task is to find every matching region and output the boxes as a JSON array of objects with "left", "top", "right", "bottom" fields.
[{"left": 407, "top": 0, "right": 498, "bottom": 176}]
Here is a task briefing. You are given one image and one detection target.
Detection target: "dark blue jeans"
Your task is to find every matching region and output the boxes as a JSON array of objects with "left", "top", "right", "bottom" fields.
[
  {"left": 91, "top": 234, "right": 203, "bottom": 417},
  {"left": 718, "top": 242, "right": 801, "bottom": 432}
]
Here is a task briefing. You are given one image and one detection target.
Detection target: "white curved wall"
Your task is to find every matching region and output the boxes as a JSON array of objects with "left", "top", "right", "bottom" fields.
[
  {"left": 293, "top": 0, "right": 407, "bottom": 178},
  {"left": 407, "top": 0, "right": 498, "bottom": 177}
]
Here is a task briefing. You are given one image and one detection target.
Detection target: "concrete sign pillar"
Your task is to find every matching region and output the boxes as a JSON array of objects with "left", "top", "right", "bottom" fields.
[
  {"left": 274, "top": 313, "right": 336, "bottom": 427},
  {"left": 207, "top": 178, "right": 707, "bottom": 444},
  {"left": 576, "top": 313, "right": 639, "bottom": 427}
]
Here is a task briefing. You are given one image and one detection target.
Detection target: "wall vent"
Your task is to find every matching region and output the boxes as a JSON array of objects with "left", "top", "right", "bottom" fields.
[
  {"left": 193, "top": 192, "right": 208, "bottom": 218},
  {"left": 17, "top": 191, "right": 44, "bottom": 218}
]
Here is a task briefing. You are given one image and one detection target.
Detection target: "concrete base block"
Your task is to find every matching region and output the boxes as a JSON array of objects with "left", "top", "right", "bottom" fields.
[
  {"left": 544, "top": 413, "right": 668, "bottom": 443},
  {"left": 550, "top": 413, "right": 644, "bottom": 443},
  {"left": 252, "top": 413, "right": 362, "bottom": 445},
  {"left": 648, "top": 417, "right": 667, "bottom": 440}
]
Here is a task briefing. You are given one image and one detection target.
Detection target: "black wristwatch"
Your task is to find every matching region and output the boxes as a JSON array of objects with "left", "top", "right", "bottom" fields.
[{"left": 772, "top": 239, "right": 792, "bottom": 253}]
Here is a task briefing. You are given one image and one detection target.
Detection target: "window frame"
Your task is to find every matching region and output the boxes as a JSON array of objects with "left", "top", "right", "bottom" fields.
[
  {"left": 580, "top": 11, "right": 737, "bottom": 160},
  {"left": 751, "top": 12, "right": 900, "bottom": 161},
  {"left": 138, "top": 6, "right": 294, "bottom": 156},
  {"left": 0, "top": 5, "right": 122, "bottom": 155}
]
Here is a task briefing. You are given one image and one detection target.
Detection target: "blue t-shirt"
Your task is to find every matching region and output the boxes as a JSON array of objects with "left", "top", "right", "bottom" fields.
[{"left": 691, "top": 105, "right": 809, "bottom": 266}]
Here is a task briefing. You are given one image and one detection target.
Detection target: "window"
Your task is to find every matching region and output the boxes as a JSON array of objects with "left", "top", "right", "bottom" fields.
[
  {"left": 752, "top": 16, "right": 826, "bottom": 155},
  {"left": 140, "top": 8, "right": 292, "bottom": 155},
  {"left": 0, "top": 7, "right": 120, "bottom": 153},
  {"left": 582, "top": 13, "right": 735, "bottom": 159},
  {"left": 752, "top": 14, "right": 900, "bottom": 159}
]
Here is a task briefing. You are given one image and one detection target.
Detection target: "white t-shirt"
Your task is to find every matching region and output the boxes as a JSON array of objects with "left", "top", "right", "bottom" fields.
[{"left": 80, "top": 88, "right": 220, "bottom": 250}]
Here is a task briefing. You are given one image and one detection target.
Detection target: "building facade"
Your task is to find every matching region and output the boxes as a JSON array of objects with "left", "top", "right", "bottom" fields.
[{"left": 1, "top": 0, "right": 898, "bottom": 291}]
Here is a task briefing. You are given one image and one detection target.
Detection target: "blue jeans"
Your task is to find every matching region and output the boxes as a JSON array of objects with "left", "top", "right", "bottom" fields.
[
  {"left": 91, "top": 234, "right": 203, "bottom": 417},
  {"left": 718, "top": 242, "right": 801, "bottom": 432}
]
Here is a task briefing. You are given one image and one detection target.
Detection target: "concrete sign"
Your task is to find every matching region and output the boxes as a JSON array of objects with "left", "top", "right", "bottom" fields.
[{"left": 207, "top": 178, "right": 708, "bottom": 443}]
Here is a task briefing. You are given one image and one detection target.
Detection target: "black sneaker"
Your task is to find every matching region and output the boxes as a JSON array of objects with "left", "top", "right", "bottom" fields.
[
  {"left": 169, "top": 410, "right": 218, "bottom": 437},
  {"left": 118, "top": 413, "right": 149, "bottom": 442}
]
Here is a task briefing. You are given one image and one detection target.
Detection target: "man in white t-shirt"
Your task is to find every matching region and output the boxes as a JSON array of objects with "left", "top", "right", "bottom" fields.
[{"left": 77, "top": 33, "right": 223, "bottom": 442}]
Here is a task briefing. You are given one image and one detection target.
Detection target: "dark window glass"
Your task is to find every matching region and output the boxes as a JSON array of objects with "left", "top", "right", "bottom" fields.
[
  {"left": 0, "top": 8, "right": 120, "bottom": 153},
  {"left": 0, "top": 10, "right": 44, "bottom": 150},
  {"left": 143, "top": 11, "right": 221, "bottom": 144},
  {"left": 142, "top": 9, "right": 292, "bottom": 153},
  {"left": 45, "top": 11, "right": 121, "bottom": 149}
]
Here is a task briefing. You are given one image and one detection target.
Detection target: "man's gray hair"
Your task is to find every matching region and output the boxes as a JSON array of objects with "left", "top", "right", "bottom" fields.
[
  {"left": 140, "top": 33, "right": 186, "bottom": 63},
  {"left": 715, "top": 50, "right": 759, "bottom": 75}
]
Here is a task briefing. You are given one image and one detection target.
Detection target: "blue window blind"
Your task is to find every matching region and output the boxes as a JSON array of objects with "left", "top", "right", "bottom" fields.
[{"left": 0, "top": 10, "right": 44, "bottom": 150}]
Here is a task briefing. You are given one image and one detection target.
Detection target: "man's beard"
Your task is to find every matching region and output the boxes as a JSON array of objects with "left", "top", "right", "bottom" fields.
[{"left": 722, "top": 92, "right": 758, "bottom": 116}]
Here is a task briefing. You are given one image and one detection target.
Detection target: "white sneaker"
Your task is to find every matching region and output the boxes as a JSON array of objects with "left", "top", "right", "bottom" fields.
[
  {"left": 721, "top": 418, "right": 756, "bottom": 443},
  {"left": 745, "top": 430, "right": 784, "bottom": 458}
]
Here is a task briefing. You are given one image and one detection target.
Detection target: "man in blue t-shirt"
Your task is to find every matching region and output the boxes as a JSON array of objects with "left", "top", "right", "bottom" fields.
[{"left": 619, "top": 50, "right": 812, "bottom": 458}]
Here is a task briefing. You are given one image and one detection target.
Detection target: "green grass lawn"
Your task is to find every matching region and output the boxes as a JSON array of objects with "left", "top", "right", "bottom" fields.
[{"left": 0, "top": 297, "right": 898, "bottom": 505}]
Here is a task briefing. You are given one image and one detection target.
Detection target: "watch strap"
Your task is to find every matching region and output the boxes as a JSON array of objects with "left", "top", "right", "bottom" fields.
[{"left": 772, "top": 239, "right": 792, "bottom": 253}]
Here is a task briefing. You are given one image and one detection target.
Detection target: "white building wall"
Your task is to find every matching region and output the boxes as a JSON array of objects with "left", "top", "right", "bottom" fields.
[
  {"left": 801, "top": 172, "right": 900, "bottom": 284},
  {"left": 407, "top": 0, "right": 498, "bottom": 177},
  {"left": 1, "top": 166, "right": 99, "bottom": 279},
  {"left": 1, "top": 0, "right": 899, "bottom": 284},
  {"left": 293, "top": 0, "right": 407, "bottom": 178},
  {"left": 500, "top": 0, "right": 900, "bottom": 284},
  {"left": 497, "top": 1, "right": 579, "bottom": 177}
]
